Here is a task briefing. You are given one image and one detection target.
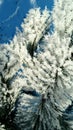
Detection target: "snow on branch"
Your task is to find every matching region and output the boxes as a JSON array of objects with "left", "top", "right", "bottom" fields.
[
  {"left": 0, "top": 0, "right": 73, "bottom": 129},
  {"left": 21, "top": 8, "right": 51, "bottom": 57}
]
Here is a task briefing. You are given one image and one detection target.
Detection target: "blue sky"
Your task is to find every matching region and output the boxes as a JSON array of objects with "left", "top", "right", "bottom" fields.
[
  {"left": 0, "top": 0, "right": 54, "bottom": 43},
  {"left": 30, "top": 0, "right": 54, "bottom": 10}
]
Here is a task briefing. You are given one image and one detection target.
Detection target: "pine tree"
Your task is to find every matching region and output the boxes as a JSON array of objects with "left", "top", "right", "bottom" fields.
[{"left": 0, "top": 0, "right": 73, "bottom": 130}]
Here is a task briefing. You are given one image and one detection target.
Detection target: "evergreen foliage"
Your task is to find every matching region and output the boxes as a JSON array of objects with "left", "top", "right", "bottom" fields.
[{"left": 0, "top": 0, "right": 73, "bottom": 129}]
